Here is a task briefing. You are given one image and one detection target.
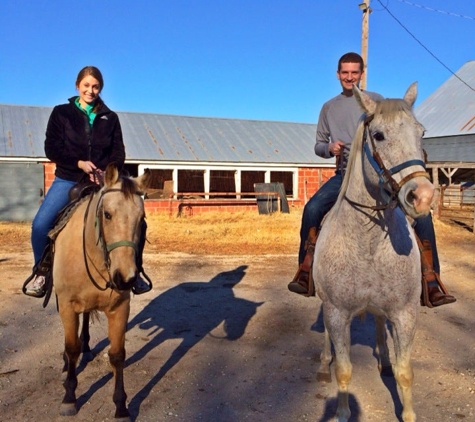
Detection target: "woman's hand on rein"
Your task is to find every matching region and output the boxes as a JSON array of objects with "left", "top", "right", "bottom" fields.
[{"left": 78, "top": 160, "right": 103, "bottom": 184}]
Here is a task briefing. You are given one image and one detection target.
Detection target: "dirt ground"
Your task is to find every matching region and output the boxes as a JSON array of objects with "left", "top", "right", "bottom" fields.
[{"left": 0, "top": 219, "right": 474, "bottom": 422}]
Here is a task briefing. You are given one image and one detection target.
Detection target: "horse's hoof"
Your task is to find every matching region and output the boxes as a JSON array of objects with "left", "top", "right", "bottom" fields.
[
  {"left": 380, "top": 365, "right": 394, "bottom": 377},
  {"left": 317, "top": 372, "right": 332, "bottom": 383},
  {"left": 59, "top": 403, "right": 77, "bottom": 416},
  {"left": 114, "top": 409, "right": 131, "bottom": 422}
]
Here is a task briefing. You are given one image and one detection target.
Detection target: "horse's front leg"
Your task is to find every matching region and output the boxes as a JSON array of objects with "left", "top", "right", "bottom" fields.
[
  {"left": 324, "top": 307, "right": 352, "bottom": 422},
  {"left": 59, "top": 306, "right": 81, "bottom": 416},
  {"left": 106, "top": 303, "right": 131, "bottom": 422},
  {"left": 391, "top": 309, "right": 418, "bottom": 422},
  {"left": 61, "top": 312, "right": 93, "bottom": 381},
  {"left": 317, "top": 327, "right": 332, "bottom": 383}
]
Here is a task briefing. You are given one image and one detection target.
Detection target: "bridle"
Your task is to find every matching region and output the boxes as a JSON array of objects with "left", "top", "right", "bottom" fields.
[
  {"left": 344, "top": 115, "right": 430, "bottom": 212},
  {"left": 82, "top": 186, "right": 143, "bottom": 292}
]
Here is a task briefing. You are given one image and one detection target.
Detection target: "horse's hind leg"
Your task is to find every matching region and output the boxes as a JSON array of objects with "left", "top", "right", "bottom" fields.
[
  {"left": 59, "top": 306, "right": 81, "bottom": 416},
  {"left": 317, "top": 327, "right": 332, "bottom": 383},
  {"left": 375, "top": 315, "right": 393, "bottom": 377},
  {"left": 106, "top": 304, "right": 131, "bottom": 422},
  {"left": 391, "top": 310, "right": 417, "bottom": 422},
  {"left": 80, "top": 312, "right": 94, "bottom": 362}
]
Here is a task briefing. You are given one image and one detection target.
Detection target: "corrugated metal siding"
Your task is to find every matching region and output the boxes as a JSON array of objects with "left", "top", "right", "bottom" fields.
[
  {"left": 423, "top": 135, "right": 475, "bottom": 162},
  {"left": 0, "top": 104, "right": 328, "bottom": 166},
  {"left": 0, "top": 162, "right": 44, "bottom": 221},
  {"left": 415, "top": 60, "right": 475, "bottom": 138}
]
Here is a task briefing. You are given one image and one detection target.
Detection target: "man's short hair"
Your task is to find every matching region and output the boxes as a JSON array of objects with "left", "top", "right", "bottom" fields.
[{"left": 338, "top": 52, "right": 364, "bottom": 71}]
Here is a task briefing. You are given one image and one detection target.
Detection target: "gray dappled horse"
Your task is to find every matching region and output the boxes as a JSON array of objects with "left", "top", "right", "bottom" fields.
[{"left": 314, "top": 83, "right": 434, "bottom": 422}]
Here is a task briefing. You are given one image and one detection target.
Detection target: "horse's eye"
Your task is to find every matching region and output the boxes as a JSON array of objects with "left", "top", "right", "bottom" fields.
[
  {"left": 373, "top": 132, "right": 385, "bottom": 142},
  {"left": 104, "top": 211, "right": 112, "bottom": 220}
]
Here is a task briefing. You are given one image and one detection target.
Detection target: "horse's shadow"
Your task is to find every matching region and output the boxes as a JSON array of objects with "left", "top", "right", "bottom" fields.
[
  {"left": 75, "top": 265, "right": 263, "bottom": 419},
  {"left": 311, "top": 305, "right": 404, "bottom": 422}
]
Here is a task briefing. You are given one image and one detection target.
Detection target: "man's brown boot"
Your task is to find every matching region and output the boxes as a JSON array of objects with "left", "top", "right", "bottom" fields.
[
  {"left": 417, "top": 237, "right": 456, "bottom": 307},
  {"left": 288, "top": 227, "right": 318, "bottom": 297}
]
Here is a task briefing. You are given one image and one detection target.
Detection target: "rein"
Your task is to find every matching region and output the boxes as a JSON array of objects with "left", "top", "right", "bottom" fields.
[
  {"left": 344, "top": 116, "right": 429, "bottom": 212},
  {"left": 82, "top": 186, "right": 142, "bottom": 292}
]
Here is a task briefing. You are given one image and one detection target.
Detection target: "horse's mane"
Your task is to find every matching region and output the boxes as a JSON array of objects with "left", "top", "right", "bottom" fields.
[
  {"left": 333, "top": 98, "right": 414, "bottom": 209},
  {"left": 117, "top": 174, "right": 139, "bottom": 199}
]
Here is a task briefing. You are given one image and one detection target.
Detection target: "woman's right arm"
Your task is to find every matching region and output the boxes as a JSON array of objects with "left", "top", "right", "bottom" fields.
[{"left": 44, "top": 106, "right": 81, "bottom": 167}]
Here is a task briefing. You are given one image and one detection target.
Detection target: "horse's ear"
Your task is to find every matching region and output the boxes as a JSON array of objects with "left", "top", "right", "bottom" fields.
[
  {"left": 403, "top": 82, "right": 418, "bottom": 107},
  {"left": 352, "top": 84, "right": 378, "bottom": 116},
  {"left": 135, "top": 168, "right": 152, "bottom": 192},
  {"left": 104, "top": 163, "right": 120, "bottom": 187}
]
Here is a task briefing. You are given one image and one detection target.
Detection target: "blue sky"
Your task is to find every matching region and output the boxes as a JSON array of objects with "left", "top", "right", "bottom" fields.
[{"left": 1, "top": 0, "right": 474, "bottom": 123}]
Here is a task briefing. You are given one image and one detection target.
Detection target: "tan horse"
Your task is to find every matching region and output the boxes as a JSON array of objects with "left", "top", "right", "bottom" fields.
[
  {"left": 52, "top": 163, "right": 150, "bottom": 421},
  {"left": 314, "top": 83, "right": 434, "bottom": 422}
]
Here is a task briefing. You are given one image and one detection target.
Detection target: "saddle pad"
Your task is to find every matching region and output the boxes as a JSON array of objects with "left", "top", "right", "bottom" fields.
[{"left": 48, "top": 195, "right": 90, "bottom": 241}]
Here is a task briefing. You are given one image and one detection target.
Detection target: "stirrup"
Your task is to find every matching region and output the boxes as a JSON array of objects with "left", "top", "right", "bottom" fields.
[
  {"left": 22, "top": 244, "right": 54, "bottom": 307},
  {"left": 288, "top": 265, "right": 315, "bottom": 297}
]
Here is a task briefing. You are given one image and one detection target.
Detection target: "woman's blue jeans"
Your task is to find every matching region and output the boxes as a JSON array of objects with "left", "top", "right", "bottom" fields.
[
  {"left": 31, "top": 177, "right": 75, "bottom": 265},
  {"left": 298, "top": 172, "right": 440, "bottom": 273}
]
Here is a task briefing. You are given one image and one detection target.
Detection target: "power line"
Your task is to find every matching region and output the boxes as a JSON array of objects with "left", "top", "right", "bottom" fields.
[
  {"left": 376, "top": 0, "right": 475, "bottom": 93},
  {"left": 395, "top": 0, "right": 475, "bottom": 20}
]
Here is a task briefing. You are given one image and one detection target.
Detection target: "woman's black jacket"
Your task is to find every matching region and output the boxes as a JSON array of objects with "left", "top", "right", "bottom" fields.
[{"left": 44, "top": 97, "right": 126, "bottom": 182}]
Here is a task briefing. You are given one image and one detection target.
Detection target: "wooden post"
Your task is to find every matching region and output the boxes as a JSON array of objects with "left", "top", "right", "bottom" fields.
[{"left": 359, "top": 0, "right": 371, "bottom": 90}]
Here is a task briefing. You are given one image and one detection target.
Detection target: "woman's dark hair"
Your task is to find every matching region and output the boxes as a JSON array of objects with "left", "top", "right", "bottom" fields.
[
  {"left": 76, "top": 66, "right": 104, "bottom": 112},
  {"left": 338, "top": 52, "right": 364, "bottom": 72}
]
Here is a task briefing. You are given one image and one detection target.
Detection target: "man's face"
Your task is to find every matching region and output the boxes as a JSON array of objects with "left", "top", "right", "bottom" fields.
[{"left": 337, "top": 62, "right": 363, "bottom": 92}]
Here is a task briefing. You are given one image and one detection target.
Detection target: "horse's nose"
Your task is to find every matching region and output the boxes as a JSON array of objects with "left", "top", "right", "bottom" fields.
[
  {"left": 402, "top": 178, "right": 435, "bottom": 216},
  {"left": 112, "top": 269, "right": 137, "bottom": 291}
]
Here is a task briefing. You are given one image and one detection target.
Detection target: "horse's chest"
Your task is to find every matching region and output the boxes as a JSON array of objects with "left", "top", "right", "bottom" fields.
[
  {"left": 316, "top": 222, "right": 414, "bottom": 282},
  {"left": 67, "top": 292, "right": 129, "bottom": 314}
]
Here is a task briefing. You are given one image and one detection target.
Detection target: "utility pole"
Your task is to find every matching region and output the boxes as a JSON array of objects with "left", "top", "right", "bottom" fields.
[{"left": 359, "top": 1, "right": 371, "bottom": 89}]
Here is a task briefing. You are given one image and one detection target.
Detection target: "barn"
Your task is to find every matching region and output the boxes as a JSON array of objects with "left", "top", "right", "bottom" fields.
[
  {"left": 415, "top": 59, "right": 475, "bottom": 210},
  {"left": 0, "top": 106, "right": 334, "bottom": 221}
]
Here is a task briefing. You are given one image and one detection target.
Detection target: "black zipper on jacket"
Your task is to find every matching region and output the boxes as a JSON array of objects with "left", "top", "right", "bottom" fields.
[{"left": 84, "top": 114, "right": 92, "bottom": 162}]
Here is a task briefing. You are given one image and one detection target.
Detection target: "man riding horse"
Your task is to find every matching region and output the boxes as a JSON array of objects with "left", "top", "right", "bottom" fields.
[{"left": 287, "top": 52, "right": 456, "bottom": 308}]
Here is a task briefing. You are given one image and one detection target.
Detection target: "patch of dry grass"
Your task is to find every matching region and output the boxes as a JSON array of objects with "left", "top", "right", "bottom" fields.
[
  {"left": 146, "top": 210, "right": 302, "bottom": 255},
  {"left": 0, "top": 210, "right": 303, "bottom": 256}
]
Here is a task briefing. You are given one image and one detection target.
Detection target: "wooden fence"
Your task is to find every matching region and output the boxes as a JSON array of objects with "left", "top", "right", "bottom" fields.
[{"left": 436, "top": 185, "right": 475, "bottom": 231}]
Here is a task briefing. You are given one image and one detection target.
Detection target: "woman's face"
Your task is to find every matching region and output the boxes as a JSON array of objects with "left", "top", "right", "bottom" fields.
[{"left": 77, "top": 75, "right": 101, "bottom": 108}]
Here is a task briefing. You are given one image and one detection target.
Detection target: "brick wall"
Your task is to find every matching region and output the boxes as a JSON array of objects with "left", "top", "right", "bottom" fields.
[
  {"left": 44, "top": 162, "right": 56, "bottom": 194},
  {"left": 144, "top": 199, "right": 263, "bottom": 217},
  {"left": 297, "top": 167, "right": 335, "bottom": 203}
]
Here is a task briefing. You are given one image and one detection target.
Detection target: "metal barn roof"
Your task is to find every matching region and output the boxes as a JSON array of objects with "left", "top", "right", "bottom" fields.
[
  {"left": 415, "top": 60, "right": 475, "bottom": 138},
  {"left": 0, "top": 104, "right": 328, "bottom": 166}
]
